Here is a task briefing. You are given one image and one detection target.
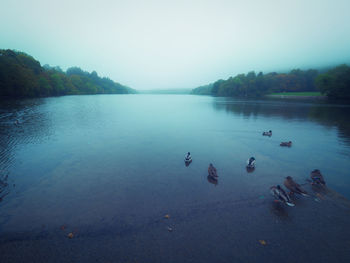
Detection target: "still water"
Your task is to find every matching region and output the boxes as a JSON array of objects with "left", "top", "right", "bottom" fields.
[{"left": 1, "top": 95, "right": 350, "bottom": 262}]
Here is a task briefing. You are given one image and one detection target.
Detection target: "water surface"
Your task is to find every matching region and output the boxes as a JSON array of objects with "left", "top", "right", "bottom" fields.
[{"left": 1, "top": 95, "right": 350, "bottom": 262}]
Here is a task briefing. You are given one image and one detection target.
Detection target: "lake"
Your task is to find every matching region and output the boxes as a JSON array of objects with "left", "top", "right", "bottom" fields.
[{"left": 1, "top": 95, "right": 350, "bottom": 263}]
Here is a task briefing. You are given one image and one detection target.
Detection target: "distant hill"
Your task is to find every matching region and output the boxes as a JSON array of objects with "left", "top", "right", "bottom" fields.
[
  {"left": 140, "top": 88, "right": 192, "bottom": 94},
  {"left": 0, "top": 49, "right": 136, "bottom": 98}
]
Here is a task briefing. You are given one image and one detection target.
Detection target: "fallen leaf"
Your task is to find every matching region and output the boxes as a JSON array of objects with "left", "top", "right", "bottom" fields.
[
  {"left": 164, "top": 214, "right": 170, "bottom": 219},
  {"left": 167, "top": 227, "right": 173, "bottom": 232},
  {"left": 67, "top": 232, "right": 74, "bottom": 239},
  {"left": 259, "top": 240, "right": 267, "bottom": 245}
]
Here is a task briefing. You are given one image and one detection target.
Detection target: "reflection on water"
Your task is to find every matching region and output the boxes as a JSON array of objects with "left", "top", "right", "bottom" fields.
[
  {"left": 213, "top": 97, "right": 350, "bottom": 195},
  {"left": 207, "top": 175, "right": 218, "bottom": 186},
  {"left": 0, "top": 95, "right": 350, "bottom": 262},
  {"left": 0, "top": 98, "right": 52, "bottom": 203},
  {"left": 213, "top": 97, "right": 350, "bottom": 148},
  {"left": 246, "top": 166, "right": 255, "bottom": 173},
  {"left": 269, "top": 202, "right": 290, "bottom": 220}
]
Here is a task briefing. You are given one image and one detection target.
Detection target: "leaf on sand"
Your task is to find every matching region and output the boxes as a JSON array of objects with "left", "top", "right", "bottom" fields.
[
  {"left": 67, "top": 232, "right": 74, "bottom": 239},
  {"left": 164, "top": 214, "right": 170, "bottom": 219},
  {"left": 259, "top": 240, "right": 267, "bottom": 245},
  {"left": 167, "top": 226, "right": 173, "bottom": 232}
]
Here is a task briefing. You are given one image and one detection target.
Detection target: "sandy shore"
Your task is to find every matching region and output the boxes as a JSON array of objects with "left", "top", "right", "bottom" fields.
[{"left": 1, "top": 184, "right": 350, "bottom": 263}]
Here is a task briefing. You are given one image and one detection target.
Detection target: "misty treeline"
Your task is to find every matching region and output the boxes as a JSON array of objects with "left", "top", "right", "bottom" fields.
[
  {"left": 192, "top": 65, "right": 350, "bottom": 100},
  {"left": 0, "top": 49, "right": 135, "bottom": 98},
  {"left": 316, "top": 64, "right": 350, "bottom": 100}
]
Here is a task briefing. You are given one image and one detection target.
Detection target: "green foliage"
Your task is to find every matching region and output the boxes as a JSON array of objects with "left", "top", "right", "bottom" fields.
[
  {"left": 192, "top": 68, "right": 320, "bottom": 98},
  {"left": 0, "top": 49, "right": 40, "bottom": 97},
  {"left": 211, "top": 79, "right": 225, "bottom": 95},
  {"left": 66, "top": 67, "right": 132, "bottom": 94},
  {"left": 316, "top": 64, "right": 350, "bottom": 99},
  {"left": 0, "top": 49, "right": 135, "bottom": 98},
  {"left": 190, "top": 83, "right": 213, "bottom": 95}
]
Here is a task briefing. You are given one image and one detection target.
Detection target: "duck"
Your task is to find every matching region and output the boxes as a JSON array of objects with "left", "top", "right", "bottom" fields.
[
  {"left": 246, "top": 157, "right": 256, "bottom": 169},
  {"left": 262, "top": 130, "right": 272, "bottom": 136},
  {"left": 280, "top": 141, "right": 292, "bottom": 147},
  {"left": 208, "top": 163, "right": 218, "bottom": 178},
  {"left": 270, "top": 185, "right": 295, "bottom": 206},
  {"left": 184, "top": 152, "right": 192, "bottom": 164},
  {"left": 284, "top": 176, "right": 308, "bottom": 196},
  {"left": 310, "top": 169, "right": 326, "bottom": 185}
]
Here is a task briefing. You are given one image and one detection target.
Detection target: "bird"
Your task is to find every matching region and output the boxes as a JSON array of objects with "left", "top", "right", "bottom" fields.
[
  {"left": 262, "top": 130, "right": 272, "bottom": 136},
  {"left": 310, "top": 169, "right": 326, "bottom": 186},
  {"left": 208, "top": 163, "right": 218, "bottom": 178},
  {"left": 280, "top": 141, "right": 292, "bottom": 147},
  {"left": 284, "top": 176, "right": 308, "bottom": 196},
  {"left": 270, "top": 185, "right": 295, "bottom": 206},
  {"left": 246, "top": 157, "right": 256, "bottom": 169}
]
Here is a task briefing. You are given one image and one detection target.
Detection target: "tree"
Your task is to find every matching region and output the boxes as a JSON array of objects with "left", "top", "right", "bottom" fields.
[
  {"left": 316, "top": 64, "right": 350, "bottom": 99},
  {"left": 211, "top": 79, "right": 225, "bottom": 95},
  {"left": 0, "top": 49, "right": 134, "bottom": 97}
]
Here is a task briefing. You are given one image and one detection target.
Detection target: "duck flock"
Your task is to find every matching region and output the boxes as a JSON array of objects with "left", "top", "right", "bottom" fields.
[{"left": 184, "top": 130, "right": 327, "bottom": 207}]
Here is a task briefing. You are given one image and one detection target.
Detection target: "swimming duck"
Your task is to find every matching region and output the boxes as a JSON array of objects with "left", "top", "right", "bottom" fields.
[
  {"left": 246, "top": 157, "right": 256, "bottom": 169},
  {"left": 270, "top": 185, "right": 295, "bottom": 206},
  {"left": 310, "top": 169, "right": 326, "bottom": 185},
  {"left": 208, "top": 163, "right": 218, "bottom": 178},
  {"left": 284, "top": 176, "right": 308, "bottom": 196},
  {"left": 184, "top": 152, "right": 192, "bottom": 164},
  {"left": 280, "top": 141, "right": 292, "bottom": 147},
  {"left": 262, "top": 130, "right": 272, "bottom": 136}
]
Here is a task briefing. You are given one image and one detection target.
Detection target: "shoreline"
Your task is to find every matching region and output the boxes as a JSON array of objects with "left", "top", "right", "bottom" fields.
[
  {"left": 1, "top": 185, "right": 350, "bottom": 263},
  {"left": 265, "top": 94, "right": 327, "bottom": 100}
]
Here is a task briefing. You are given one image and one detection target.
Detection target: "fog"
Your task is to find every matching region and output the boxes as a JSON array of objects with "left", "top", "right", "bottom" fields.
[{"left": 1, "top": 0, "right": 350, "bottom": 90}]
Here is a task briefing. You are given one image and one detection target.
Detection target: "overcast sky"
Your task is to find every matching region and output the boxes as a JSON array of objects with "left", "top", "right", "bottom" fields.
[{"left": 1, "top": 0, "right": 350, "bottom": 90}]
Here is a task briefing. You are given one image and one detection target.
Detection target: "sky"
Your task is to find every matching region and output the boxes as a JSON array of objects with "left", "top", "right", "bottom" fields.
[{"left": 1, "top": 0, "right": 350, "bottom": 90}]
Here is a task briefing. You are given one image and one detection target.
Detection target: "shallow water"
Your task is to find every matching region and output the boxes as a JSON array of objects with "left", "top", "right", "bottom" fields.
[{"left": 1, "top": 95, "right": 350, "bottom": 262}]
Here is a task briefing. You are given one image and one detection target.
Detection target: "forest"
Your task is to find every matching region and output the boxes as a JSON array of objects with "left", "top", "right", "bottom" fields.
[
  {"left": 0, "top": 49, "right": 135, "bottom": 98},
  {"left": 316, "top": 64, "right": 350, "bottom": 100},
  {"left": 1, "top": 49, "right": 348, "bottom": 100},
  {"left": 192, "top": 65, "right": 350, "bottom": 100}
]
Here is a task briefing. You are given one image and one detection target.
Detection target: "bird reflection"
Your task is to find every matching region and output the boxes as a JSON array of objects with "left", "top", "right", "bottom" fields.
[
  {"left": 246, "top": 166, "right": 255, "bottom": 173},
  {"left": 269, "top": 202, "right": 289, "bottom": 220},
  {"left": 207, "top": 175, "right": 218, "bottom": 186}
]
